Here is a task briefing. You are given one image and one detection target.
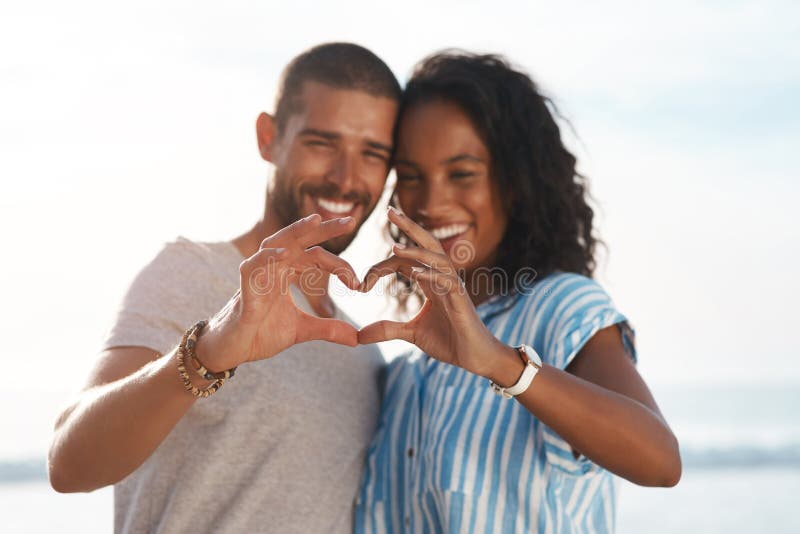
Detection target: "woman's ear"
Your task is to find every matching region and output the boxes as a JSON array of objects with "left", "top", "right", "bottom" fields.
[{"left": 256, "top": 112, "right": 276, "bottom": 162}]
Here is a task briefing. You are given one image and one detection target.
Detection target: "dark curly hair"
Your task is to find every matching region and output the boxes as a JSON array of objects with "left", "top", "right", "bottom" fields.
[{"left": 389, "top": 51, "right": 600, "bottom": 308}]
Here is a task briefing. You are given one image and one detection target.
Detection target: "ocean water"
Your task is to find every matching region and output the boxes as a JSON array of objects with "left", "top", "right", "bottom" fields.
[
  {"left": 2, "top": 383, "right": 798, "bottom": 532},
  {"left": 618, "top": 468, "right": 800, "bottom": 533}
]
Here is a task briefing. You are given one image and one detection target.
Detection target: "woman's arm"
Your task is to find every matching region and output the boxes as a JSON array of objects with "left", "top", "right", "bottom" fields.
[
  {"left": 484, "top": 325, "right": 681, "bottom": 487},
  {"left": 359, "top": 207, "right": 681, "bottom": 487}
]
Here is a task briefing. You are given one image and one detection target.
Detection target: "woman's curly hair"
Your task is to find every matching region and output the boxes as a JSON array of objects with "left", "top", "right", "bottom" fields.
[{"left": 389, "top": 51, "right": 600, "bottom": 308}]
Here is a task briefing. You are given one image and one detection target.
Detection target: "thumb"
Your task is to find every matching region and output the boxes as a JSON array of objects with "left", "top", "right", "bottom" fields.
[
  {"left": 358, "top": 320, "right": 412, "bottom": 345},
  {"left": 295, "top": 312, "right": 359, "bottom": 347}
]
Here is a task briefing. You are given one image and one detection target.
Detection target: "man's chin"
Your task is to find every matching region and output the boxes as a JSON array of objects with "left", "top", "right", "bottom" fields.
[{"left": 320, "top": 234, "right": 357, "bottom": 256}]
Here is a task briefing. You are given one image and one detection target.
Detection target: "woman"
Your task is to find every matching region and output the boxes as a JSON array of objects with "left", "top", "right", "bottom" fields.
[{"left": 355, "top": 52, "right": 681, "bottom": 533}]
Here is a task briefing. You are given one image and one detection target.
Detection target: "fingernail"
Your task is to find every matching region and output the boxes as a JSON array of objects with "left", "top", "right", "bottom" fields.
[
  {"left": 339, "top": 216, "right": 354, "bottom": 224},
  {"left": 388, "top": 206, "right": 401, "bottom": 216},
  {"left": 275, "top": 247, "right": 286, "bottom": 254},
  {"left": 393, "top": 243, "right": 406, "bottom": 250},
  {"left": 412, "top": 266, "right": 424, "bottom": 274}
]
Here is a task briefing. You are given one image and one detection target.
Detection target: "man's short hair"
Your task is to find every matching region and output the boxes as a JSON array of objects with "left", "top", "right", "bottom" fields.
[{"left": 273, "top": 42, "right": 401, "bottom": 134}]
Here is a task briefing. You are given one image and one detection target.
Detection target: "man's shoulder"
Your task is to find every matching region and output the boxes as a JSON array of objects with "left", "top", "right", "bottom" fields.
[
  {"left": 121, "top": 236, "right": 241, "bottom": 307},
  {"left": 101, "top": 237, "right": 242, "bottom": 354},
  {"left": 133, "top": 236, "right": 242, "bottom": 287},
  {"left": 151, "top": 236, "right": 241, "bottom": 269}
]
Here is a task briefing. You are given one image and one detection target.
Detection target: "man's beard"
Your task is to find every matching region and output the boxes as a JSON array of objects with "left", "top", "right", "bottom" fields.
[{"left": 269, "top": 171, "right": 374, "bottom": 255}]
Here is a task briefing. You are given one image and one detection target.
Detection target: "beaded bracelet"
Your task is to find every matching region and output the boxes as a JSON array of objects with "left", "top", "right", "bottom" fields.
[
  {"left": 186, "top": 320, "right": 237, "bottom": 380},
  {"left": 176, "top": 320, "right": 236, "bottom": 398}
]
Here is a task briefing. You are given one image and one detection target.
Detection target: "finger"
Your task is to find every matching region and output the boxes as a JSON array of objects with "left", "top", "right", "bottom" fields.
[
  {"left": 260, "top": 213, "right": 322, "bottom": 249},
  {"left": 300, "top": 246, "right": 360, "bottom": 289},
  {"left": 358, "top": 320, "right": 413, "bottom": 344},
  {"left": 387, "top": 206, "right": 444, "bottom": 253},
  {"left": 410, "top": 266, "right": 465, "bottom": 299},
  {"left": 297, "top": 216, "right": 357, "bottom": 249},
  {"left": 360, "top": 256, "right": 419, "bottom": 292},
  {"left": 295, "top": 311, "right": 359, "bottom": 346},
  {"left": 392, "top": 243, "right": 456, "bottom": 275}
]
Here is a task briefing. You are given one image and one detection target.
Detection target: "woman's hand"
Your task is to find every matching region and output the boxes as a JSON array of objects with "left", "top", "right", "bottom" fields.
[{"left": 358, "top": 207, "right": 509, "bottom": 378}]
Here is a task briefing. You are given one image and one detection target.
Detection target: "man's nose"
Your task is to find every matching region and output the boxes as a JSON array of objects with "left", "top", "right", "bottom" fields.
[{"left": 325, "top": 150, "right": 358, "bottom": 192}]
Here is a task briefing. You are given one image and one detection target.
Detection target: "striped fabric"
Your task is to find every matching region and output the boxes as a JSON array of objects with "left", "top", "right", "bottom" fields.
[{"left": 355, "top": 272, "right": 636, "bottom": 534}]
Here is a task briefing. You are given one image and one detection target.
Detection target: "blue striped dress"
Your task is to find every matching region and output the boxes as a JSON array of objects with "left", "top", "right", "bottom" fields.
[{"left": 355, "top": 272, "right": 637, "bottom": 534}]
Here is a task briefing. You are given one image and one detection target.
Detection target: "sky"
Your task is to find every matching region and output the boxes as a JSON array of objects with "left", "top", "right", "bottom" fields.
[{"left": 1, "top": 0, "right": 798, "bottom": 456}]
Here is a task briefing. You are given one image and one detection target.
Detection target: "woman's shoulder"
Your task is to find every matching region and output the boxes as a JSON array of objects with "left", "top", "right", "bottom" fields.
[
  {"left": 483, "top": 272, "right": 620, "bottom": 340},
  {"left": 536, "top": 270, "right": 604, "bottom": 292},
  {"left": 512, "top": 271, "right": 611, "bottom": 314}
]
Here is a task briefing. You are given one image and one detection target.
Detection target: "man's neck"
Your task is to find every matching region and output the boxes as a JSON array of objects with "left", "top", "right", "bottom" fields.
[{"left": 231, "top": 204, "right": 336, "bottom": 319}]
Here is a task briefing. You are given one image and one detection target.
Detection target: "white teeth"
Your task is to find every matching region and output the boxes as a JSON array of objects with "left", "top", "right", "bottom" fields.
[
  {"left": 317, "top": 198, "right": 355, "bottom": 214},
  {"left": 430, "top": 224, "right": 469, "bottom": 240}
]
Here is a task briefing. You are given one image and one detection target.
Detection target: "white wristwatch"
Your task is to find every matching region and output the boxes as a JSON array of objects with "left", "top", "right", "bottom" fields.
[{"left": 489, "top": 344, "right": 542, "bottom": 399}]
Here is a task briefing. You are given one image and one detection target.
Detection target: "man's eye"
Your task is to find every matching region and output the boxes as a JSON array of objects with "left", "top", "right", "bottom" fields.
[
  {"left": 364, "top": 151, "right": 388, "bottom": 162},
  {"left": 306, "top": 140, "right": 331, "bottom": 148}
]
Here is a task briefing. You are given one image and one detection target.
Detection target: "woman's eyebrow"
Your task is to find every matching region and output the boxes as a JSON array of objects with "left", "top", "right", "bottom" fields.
[
  {"left": 394, "top": 159, "right": 420, "bottom": 170},
  {"left": 440, "top": 154, "right": 485, "bottom": 165}
]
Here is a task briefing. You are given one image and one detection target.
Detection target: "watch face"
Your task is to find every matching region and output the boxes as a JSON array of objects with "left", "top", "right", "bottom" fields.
[{"left": 521, "top": 345, "right": 543, "bottom": 367}]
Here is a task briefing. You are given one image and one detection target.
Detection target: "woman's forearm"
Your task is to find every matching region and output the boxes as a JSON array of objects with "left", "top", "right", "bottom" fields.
[{"left": 486, "top": 345, "right": 681, "bottom": 487}]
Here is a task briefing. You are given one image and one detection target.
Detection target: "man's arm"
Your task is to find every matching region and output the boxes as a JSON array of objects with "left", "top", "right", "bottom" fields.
[
  {"left": 48, "top": 214, "right": 361, "bottom": 493},
  {"left": 48, "top": 346, "right": 211, "bottom": 493}
]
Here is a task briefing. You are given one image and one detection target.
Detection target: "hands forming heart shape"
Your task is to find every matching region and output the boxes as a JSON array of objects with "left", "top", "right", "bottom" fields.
[
  {"left": 196, "top": 207, "right": 504, "bottom": 379},
  {"left": 356, "top": 207, "right": 504, "bottom": 377}
]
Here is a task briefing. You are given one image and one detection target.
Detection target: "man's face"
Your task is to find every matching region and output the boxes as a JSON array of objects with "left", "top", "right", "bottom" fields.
[{"left": 264, "top": 81, "right": 398, "bottom": 254}]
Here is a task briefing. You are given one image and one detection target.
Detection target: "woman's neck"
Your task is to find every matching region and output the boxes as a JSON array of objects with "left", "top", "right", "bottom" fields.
[{"left": 464, "top": 267, "right": 503, "bottom": 307}]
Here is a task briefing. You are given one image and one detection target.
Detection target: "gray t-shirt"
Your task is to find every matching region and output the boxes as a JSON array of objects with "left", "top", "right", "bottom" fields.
[{"left": 102, "top": 237, "right": 385, "bottom": 533}]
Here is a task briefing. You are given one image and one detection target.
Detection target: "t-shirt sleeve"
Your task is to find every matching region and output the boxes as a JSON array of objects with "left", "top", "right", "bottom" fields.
[
  {"left": 101, "top": 240, "right": 205, "bottom": 356},
  {"left": 537, "top": 274, "right": 637, "bottom": 475}
]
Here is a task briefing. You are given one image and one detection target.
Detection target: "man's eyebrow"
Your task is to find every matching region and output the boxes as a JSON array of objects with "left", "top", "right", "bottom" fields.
[
  {"left": 441, "top": 154, "right": 485, "bottom": 165},
  {"left": 299, "top": 129, "right": 392, "bottom": 155},
  {"left": 298, "top": 128, "right": 341, "bottom": 140}
]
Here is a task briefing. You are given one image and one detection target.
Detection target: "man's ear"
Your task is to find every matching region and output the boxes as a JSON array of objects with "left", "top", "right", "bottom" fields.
[{"left": 256, "top": 112, "right": 277, "bottom": 162}]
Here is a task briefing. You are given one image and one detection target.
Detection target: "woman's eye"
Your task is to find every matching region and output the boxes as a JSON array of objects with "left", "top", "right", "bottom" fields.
[{"left": 450, "top": 171, "right": 475, "bottom": 180}]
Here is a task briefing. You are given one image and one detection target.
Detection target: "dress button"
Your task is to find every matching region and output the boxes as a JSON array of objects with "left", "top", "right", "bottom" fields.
[
  {"left": 405, "top": 516, "right": 410, "bottom": 526},
  {"left": 407, "top": 448, "right": 414, "bottom": 458}
]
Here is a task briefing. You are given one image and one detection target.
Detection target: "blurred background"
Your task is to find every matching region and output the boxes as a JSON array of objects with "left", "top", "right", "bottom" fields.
[{"left": 1, "top": 0, "right": 798, "bottom": 532}]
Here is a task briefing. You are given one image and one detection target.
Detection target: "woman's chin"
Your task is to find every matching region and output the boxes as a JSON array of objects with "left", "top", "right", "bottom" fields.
[{"left": 443, "top": 235, "right": 477, "bottom": 266}]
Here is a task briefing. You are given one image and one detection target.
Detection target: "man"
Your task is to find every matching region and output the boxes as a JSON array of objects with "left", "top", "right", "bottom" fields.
[{"left": 48, "top": 42, "right": 400, "bottom": 533}]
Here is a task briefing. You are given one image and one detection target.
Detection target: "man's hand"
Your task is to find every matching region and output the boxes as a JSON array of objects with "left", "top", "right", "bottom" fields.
[{"left": 196, "top": 213, "right": 361, "bottom": 371}]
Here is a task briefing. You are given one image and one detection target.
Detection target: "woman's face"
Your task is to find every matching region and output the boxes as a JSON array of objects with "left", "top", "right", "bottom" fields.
[{"left": 394, "top": 99, "right": 508, "bottom": 274}]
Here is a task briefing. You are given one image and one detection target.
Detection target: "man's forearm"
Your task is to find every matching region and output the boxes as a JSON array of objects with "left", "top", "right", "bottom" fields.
[{"left": 49, "top": 348, "right": 208, "bottom": 492}]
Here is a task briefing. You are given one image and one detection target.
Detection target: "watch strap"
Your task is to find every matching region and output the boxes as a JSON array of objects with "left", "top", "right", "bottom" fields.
[{"left": 489, "top": 345, "right": 542, "bottom": 399}]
